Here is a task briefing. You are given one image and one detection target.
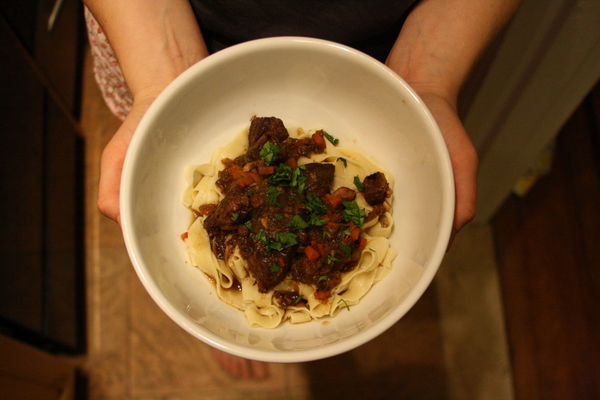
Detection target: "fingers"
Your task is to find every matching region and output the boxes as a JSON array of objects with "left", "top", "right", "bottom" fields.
[
  {"left": 211, "top": 349, "right": 269, "bottom": 380},
  {"left": 417, "top": 92, "right": 479, "bottom": 244},
  {"left": 97, "top": 99, "right": 153, "bottom": 223}
]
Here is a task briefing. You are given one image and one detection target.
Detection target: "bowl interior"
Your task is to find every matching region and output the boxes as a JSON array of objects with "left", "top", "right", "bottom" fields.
[{"left": 120, "top": 37, "right": 454, "bottom": 363}]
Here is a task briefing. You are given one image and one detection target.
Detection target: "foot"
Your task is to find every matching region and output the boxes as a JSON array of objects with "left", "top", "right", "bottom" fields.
[{"left": 212, "top": 348, "right": 269, "bottom": 380}]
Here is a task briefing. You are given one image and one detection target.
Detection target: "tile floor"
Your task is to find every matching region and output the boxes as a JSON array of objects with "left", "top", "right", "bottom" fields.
[{"left": 79, "top": 49, "right": 513, "bottom": 400}]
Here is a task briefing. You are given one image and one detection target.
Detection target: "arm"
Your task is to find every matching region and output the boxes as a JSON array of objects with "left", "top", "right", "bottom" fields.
[
  {"left": 386, "top": 0, "right": 521, "bottom": 244},
  {"left": 84, "top": 0, "right": 209, "bottom": 223}
]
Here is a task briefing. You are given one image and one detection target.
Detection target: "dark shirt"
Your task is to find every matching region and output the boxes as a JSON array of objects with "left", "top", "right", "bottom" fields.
[{"left": 189, "top": 0, "right": 419, "bottom": 62}]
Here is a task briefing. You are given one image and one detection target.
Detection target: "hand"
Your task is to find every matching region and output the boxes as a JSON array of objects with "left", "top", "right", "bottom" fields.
[
  {"left": 97, "top": 93, "right": 157, "bottom": 223},
  {"left": 412, "top": 87, "right": 479, "bottom": 245}
]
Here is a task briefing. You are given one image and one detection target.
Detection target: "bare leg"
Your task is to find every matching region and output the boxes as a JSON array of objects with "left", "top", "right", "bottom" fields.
[{"left": 212, "top": 349, "right": 269, "bottom": 380}]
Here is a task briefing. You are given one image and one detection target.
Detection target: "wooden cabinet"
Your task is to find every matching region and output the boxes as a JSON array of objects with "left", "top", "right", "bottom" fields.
[{"left": 0, "top": 0, "right": 84, "bottom": 354}]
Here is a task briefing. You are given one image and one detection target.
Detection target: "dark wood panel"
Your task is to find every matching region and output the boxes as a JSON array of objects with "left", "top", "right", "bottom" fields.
[
  {"left": 0, "top": 14, "right": 45, "bottom": 334},
  {"left": 492, "top": 84, "right": 600, "bottom": 400}
]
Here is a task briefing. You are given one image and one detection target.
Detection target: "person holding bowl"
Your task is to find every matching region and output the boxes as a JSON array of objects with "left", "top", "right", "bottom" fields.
[{"left": 84, "top": 0, "right": 522, "bottom": 379}]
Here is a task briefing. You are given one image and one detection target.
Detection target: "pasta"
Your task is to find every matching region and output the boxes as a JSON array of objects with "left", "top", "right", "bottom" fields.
[{"left": 182, "top": 117, "right": 395, "bottom": 328}]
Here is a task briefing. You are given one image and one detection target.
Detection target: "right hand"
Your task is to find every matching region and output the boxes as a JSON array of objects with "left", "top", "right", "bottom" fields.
[{"left": 97, "top": 93, "right": 158, "bottom": 224}]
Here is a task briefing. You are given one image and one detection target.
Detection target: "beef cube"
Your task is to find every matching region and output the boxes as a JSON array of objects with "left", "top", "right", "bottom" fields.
[
  {"left": 362, "top": 172, "right": 389, "bottom": 206},
  {"left": 203, "top": 185, "right": 251, "bottom": 233},
  {"left": 303, "top": 163, "right": 335, "bottom": 197}
]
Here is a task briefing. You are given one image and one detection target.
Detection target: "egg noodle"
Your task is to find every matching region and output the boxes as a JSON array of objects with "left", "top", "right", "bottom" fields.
[{"left": 182, "top": 123, "right": 395, "bottom": 328}]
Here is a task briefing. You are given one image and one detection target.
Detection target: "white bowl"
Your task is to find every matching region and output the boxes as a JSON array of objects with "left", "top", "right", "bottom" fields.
[{"left": 120, "top": 37, "right": 454, "bottom": 363}]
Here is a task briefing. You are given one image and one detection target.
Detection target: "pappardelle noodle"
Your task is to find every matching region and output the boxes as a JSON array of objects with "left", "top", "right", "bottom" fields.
[{"left": 182, "top": 117, "right": 395, "bottom": 328}]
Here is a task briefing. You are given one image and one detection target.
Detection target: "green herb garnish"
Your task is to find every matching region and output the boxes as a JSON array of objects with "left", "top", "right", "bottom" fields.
[
  {"left": 342, "top": 200, "right": 366, "bottom": 226},
  {"left": 339, "top": 243, "right": 352, "bottom": 257},
  {"left": 305, "top": 193, "right": 328, "bottom": 215},
  {"left": 268, "top": 164, "right": 306, "bottom": 194},
  {"left": 338, "top": 298, "right": 350, "bottom": 311},
  {"left": 289, "top": 215, "right": 309, "bottom": 229},
  {"left": 255, "top": 229, "right": 268, "bottom": 244},
  {"left": 267, "top": 186, "right": 281, "bottom": 206},
  {"left": 259, "top": 141, "right": 280, "bottom": 165},
  {"left": 231, "top": 213, "right": 239, "bottom": 221},
  {"left": 337, "top": 157, "right": 347, "bottom": 167},
  {"left": 275, "top": 213, "right": 284, "bottom": 221},
  {"left": 309, "top": 213, "right": 327, "bottom": 226},
  {"left": 293, "top": 295, "right": 304, "bottom": 305},
  {"left": 323, "top": 131, "right": 339, "bottom": 145},
  {"left": 276, "top": 232, "right": 298, "bottom": 248},
  {"left": 353, "top": 176, "right": 364, "bottom": 192},
  {"left": 327, "top": 255, "right": 340, "bottom": 264},
  {"left": 291, "top": 166, "right": 307, "bottom": 194},
  {"left": 270, "top": 263, "right": 281, "bottom": 272}
]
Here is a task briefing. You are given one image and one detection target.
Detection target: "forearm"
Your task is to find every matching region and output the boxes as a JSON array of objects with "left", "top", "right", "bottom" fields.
[
  {"left": 387, "top": 0, "right": 522, "bottom": 101},
  {"left": 84, "top": 0, "right": 208, "bottom": 99}
]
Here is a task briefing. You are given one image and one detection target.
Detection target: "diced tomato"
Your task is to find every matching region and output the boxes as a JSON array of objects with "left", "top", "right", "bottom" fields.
[
  {"left": 313, "top": 290, "right": 330, "bottom": 300},
  {"left": 358, "top": 237, "right": 368, "bottom": 250},
  {"left": 304, "top": 245, "right": 320, "bottom": 261},
  {"left": 324, "top": 193, "right": 343, "bottom": 209},
  {"left": 180, "top": 232, "right": 188, "bottom": 241},
  {"left": 350, "top": 226, "right": 361, "bottom": 241},
  {"left": 198, "top": 203, "right": 217, "bottom": 216},
  {"left": 236, "top": 171, "right": 260, "bottom": 188},
  {"left": 258, "top": 166, "right": 276, "bottom": 175},
  {"left": 328, "top": 278, "right": 342, "bottom": 287},
  {"left": 229, "top": 165, "right": 243, "bottom": 180},
  {"left": 285, "top": 158, "right": 298, "bottom": 168},
  {"left": 312, "top": 131, "right": 326, "bottom": 149},
  {"left": 315, "top": 243, "right": 325, "bottom": 255}
]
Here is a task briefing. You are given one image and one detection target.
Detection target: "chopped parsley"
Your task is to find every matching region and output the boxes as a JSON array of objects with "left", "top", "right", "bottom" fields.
[
  {"left": 353, "top": 176, "right": 364, "bottom": 192},
  {"left": 268, "top": 164, "right": 307, "bottom": 194},
  {"left": 337, "top": 157, "right": 347, "bottom": 167},
  {"left": 305, "top": 193, "right": 328, "bottom": 215},
  {"left": 244, "top": 220, "right": 253, "bottom": 230},
  {"left": 323, "top": 131, "right": 339, "bottom": 145},
  {"left": 327, "top": 255, "right": 340, "bottom": 264},
  {"left": 255, "top": 229, "right": 268, "bottom": 244},
  {"left": 339, "top": 243, "right": 352, "bottom": 257},
  {"left": 268, "top": 164, "right": 293, "bottom": 186},
  {"left": 276, "top": 232, "right": 298, "bottom": 248},
  {"left": 289, "top": 215, "right": 309, "bottom": 229},
  {"left": 231, "top": 213, "right": 239, "bottom": 221},
  {"left": 291, "top": 166, "right": 307, "bottom": 194},
  {"left": 255, "top": 229, "right": 298, "bottom": 255},
  {"left": 274, "top": 213, "right": 284, "bottom": 221},
  {"left": 259, "top": 141, "right": 280, "bottom": 165},
  {"left": 308, "top": 213, "right": 327, "bottom": 226},
  {"left": 342, "top": 200, "right": 366, "bottom": 226},
  {"left": 270, "top": 264, "right": 281, "bottom": 272},
  {"left": 267, "top": 186, "right": 281, "bottom": 206},
  {"left": 338, "top": 298, "right": 350, "bottom": 311}
]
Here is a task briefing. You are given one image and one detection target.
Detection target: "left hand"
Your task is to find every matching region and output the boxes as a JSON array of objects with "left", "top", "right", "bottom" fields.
[{"left": 411, "top": 86, "right": 479, "bottom": 245}]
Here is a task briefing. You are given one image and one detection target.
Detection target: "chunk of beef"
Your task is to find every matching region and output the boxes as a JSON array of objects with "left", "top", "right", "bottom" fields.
[
  {"left": 241, "top": 116, "right": 290, "bottom": 164},
  {"left": 332, "top": 186, "right": 356, "bottom": 202},
  {"left": 248, "top": 116, "right": 289, "bottom": 147},
  {"left": 362, "top": 172, "right": 389, "bottom": 206},
  {"left": 303, "top": 163, "right": 335, "bottom": 197},
  {"left": 203, "top": 185, "right": 251, "bottom": 233},
  {"left": 240, "top": 235, "right": 295, "bottom": 293},
  {"left": 280, "top": 131, "right": 327, "bottom": 160}
]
